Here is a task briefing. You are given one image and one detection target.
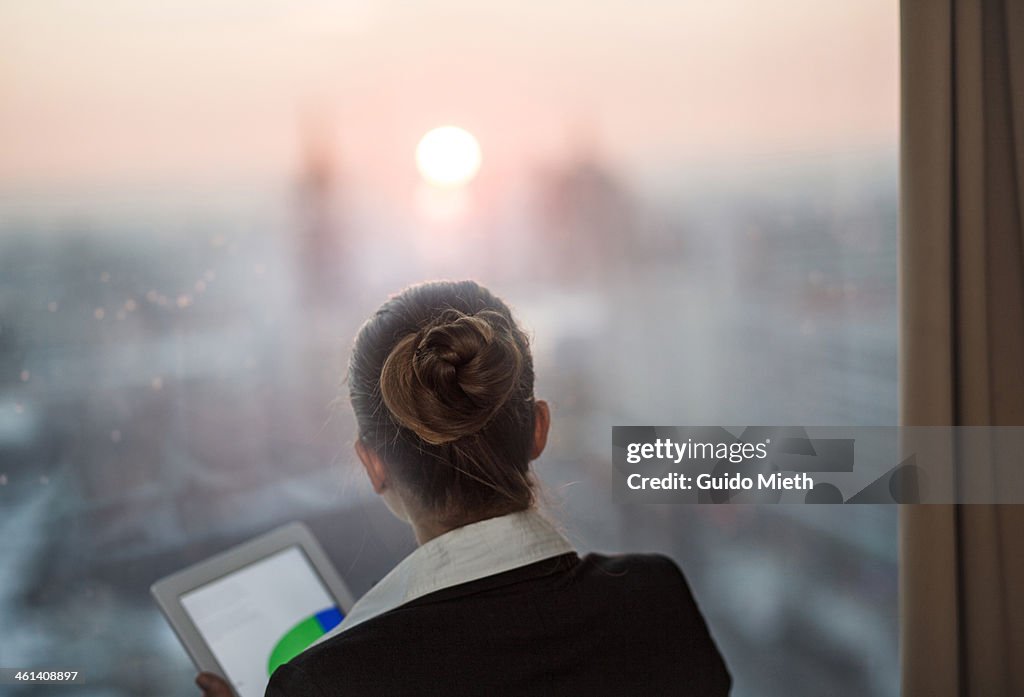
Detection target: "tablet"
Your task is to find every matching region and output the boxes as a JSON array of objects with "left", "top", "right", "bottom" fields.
[{"left": 151, "top": 522, "right": 354, "bottom": 697}]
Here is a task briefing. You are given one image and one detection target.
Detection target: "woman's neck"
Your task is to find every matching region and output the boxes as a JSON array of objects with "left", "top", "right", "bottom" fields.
[{"left": 409, "top": 505, "right": 529, "bottom": 546}]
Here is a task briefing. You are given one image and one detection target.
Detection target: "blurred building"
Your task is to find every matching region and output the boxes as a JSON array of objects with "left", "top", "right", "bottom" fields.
[
  {"left": 536, "top": 150, "right": 637, "bottom": 284},
  {"left": 293, "top": 112, "right": 349, "bottom": 307}
]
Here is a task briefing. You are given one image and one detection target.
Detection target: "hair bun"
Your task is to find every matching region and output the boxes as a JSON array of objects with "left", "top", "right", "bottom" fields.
[{"left": 379, "top": 309, "right": 524, "bottom": 445}]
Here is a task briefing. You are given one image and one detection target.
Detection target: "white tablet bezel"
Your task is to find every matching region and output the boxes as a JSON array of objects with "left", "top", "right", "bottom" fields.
[{"left": 151, "top": 521, "right": 354, "bottom": 692}]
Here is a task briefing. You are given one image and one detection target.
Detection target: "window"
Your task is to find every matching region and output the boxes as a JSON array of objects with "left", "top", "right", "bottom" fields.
[{"left": 0, "top": 2, "right": 898, "bottom": 695}]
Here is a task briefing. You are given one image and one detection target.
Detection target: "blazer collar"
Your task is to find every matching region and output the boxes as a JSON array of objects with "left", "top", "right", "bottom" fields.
[{"left": 321, "top": 509, "right": 575, "bottom": 641}]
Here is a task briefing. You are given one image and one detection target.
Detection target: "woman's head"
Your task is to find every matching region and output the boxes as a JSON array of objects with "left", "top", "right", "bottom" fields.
[{"left": 348, "top": 280, "right": 547, "bottom": 534}]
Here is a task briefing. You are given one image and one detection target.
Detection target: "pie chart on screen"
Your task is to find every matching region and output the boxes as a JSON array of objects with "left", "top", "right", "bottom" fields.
[{"left": 267, "top": 606, "right": 344, "bottom": 675}]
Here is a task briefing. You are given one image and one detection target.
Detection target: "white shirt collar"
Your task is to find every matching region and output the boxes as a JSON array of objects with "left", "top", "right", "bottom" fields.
[{"left": 318, "top": 509, "right": 574, "bottom": 642}]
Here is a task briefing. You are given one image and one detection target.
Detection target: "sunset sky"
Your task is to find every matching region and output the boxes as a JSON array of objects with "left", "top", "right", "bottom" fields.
[{"left": 0, "top": 0, "right": 898, "bottom": 192}]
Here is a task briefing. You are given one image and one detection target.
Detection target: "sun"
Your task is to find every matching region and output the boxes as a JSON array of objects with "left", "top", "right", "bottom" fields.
[{"left": 416, "top": 126, "right": 482, "bottom": 187}]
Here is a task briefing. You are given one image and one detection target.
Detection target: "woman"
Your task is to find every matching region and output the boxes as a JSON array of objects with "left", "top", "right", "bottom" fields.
[{"left": 198, "top": 280, "right": 731, "bottom": 696}]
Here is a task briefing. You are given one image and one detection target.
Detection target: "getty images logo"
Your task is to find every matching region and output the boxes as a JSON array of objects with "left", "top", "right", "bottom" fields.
[{"left": 613, "top": 426, "right": 921, "bottom": 504}]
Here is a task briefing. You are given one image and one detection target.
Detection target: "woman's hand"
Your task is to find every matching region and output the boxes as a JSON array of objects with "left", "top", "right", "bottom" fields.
[{"left": 195, "top": 672, "right": 234, "bottom": 697}]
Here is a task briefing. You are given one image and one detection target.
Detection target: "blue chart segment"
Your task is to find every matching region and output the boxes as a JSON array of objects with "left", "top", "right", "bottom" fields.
[{"left": 314, "top": 607, "right": 343, "bottom": 631}]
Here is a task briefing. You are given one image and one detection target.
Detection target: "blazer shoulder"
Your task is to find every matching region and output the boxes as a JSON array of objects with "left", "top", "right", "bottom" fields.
[
  {"left": 579, "top": 552, "right": 731, "bottom": 694},
  {"left": 277, "top": 618, "right": 398, "bottom": 694},
  {"left": 265, "top": 661, "right": 329, "bottom": 697},
  {"left": 580, "top": 551, "right": 694, "bottom": 588},
  {"left": 578, "top": 553, "right": 722, "bottom": 644}
]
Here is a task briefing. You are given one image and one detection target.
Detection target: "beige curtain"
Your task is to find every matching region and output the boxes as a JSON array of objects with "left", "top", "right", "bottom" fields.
[{"left": 901, "top": 0, "right": 1024, "bottom": 695}]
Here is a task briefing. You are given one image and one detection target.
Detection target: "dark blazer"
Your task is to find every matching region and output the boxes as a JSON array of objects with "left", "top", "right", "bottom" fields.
[{"left": 266, "top": 552, "right": 731, "bottom": 696}]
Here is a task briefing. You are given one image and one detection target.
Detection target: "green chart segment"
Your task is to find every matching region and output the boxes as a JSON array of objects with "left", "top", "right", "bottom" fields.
[{"left": 267, "top": 607, "right": 344, "bottom": 676}]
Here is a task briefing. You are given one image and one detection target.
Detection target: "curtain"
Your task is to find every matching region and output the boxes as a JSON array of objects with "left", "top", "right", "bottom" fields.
[{"left": 900, "top": 0, "right": 1024, "bottom": 695}]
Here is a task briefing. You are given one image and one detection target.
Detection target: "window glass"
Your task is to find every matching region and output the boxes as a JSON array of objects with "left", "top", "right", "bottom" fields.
[{"left": 0, "top": 2, "right": 898, "bottom": 695}]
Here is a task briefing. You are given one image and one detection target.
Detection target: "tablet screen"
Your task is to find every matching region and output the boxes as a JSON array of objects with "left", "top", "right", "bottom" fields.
[{"left": 180, "top": 546, "right": 344, "bottom": 697}]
